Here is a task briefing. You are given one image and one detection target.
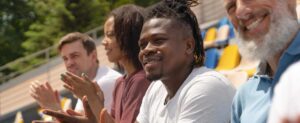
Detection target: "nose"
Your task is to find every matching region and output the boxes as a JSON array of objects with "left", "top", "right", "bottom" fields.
[
  {"left": 101, "top": 38, "right": 108, "bottom": 46},
  {"left": 235, "top": 0, "right": 252, "bottom": 20},
  {"left": 65, "top": 59, "right": 75, "bottom": 68}
]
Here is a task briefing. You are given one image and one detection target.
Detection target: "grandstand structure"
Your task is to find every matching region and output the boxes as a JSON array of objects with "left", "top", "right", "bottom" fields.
[{"left": 1, "top": 0, "right": 299, "bottom": 122}]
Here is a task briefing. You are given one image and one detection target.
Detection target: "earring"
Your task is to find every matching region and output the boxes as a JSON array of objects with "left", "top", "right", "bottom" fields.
[{"left": 194, "top": 54, "right": 201, "bottom": 64}]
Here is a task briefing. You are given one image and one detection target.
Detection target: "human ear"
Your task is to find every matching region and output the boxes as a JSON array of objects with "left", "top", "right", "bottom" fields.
[
  {"left": 91, "top": 50, "right": 98, "bottom": 61},
  {"left": 185, "top": 37, "right": 195, "bottom": 55}
]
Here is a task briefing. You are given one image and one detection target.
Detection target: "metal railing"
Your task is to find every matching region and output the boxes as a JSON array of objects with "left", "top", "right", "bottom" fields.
[{"left": 0, "top": 26, "right": 103, "bottom": 85}]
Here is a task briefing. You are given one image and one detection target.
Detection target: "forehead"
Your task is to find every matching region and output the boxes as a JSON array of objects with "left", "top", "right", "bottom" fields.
[
  {"left": 141, "top": 18, "right": 183, "bottom": 37},
  {"left": 60, "top": 40, "right": 86, "bottom": 55},
  {"left": 104, "top": 17, "right": 114, "bottom": 30},
  {"left": 144, "top": 18, "right": 173, "bottom": 31},
  {"left": 223, "top": 0, "right": 234, "bottom": 3}
]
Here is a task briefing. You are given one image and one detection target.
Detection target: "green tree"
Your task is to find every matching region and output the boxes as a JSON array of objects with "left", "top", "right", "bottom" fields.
[
  {"left": 0, "top": 0, "right": 35, "bottom": 66},
  {"left": 22, "top": 0, "right": 110, "bottom": 54},
  {"left": 0, "top": 0, "right": 160, "bottom": 84},
  {"left": 22, "top": 0, "right": 70, "bottom": 54},
  {"left": 63, "top": 0, "right": 110, "bottom": 32}
]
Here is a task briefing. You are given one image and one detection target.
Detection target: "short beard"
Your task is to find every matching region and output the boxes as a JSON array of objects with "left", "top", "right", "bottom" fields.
[
  {"left": 145, "top": 67, "right": 163, "bottom": 82},
  {"left": 236, "top": 3, "right": 299, "bottom": 61},
  {"left": 146, "top": 73, "right": 162, "bottom": 82}
]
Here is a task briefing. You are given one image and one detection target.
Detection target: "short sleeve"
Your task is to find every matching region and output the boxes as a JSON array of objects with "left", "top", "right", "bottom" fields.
[
  {"left": 179, "top": 76, "right": 234, "bottom": 123},
  {"left": 119, "top": 76, "right": 150, "bottom": 123},
  {"left": 231, "top": 92, "right": 242, "bottom": 123},
  {"left": 136, "top": 82, "right": 154, "bottom": 123}
]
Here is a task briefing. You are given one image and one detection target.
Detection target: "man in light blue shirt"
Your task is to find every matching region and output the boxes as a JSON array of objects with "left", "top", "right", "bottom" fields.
[{"left": 222, "top": 0, "right": 300, "bottom": 122}]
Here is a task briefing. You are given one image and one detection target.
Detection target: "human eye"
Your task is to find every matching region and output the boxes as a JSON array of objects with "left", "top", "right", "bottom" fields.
[
  {"left": 152, "top": 38, "right": 166, "bottom": 45},
  {"left": 62, "top": 57, "right": 68, "bottom": 62},
  {"left": 70, "top": 54, "right": 79, "bottom": 59},
  {"left": 106, "top": 31, "right": 115, "bottom": 37}
]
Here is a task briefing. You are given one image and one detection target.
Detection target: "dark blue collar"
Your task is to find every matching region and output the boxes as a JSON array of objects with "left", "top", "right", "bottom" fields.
[{"left": 286, "top": 30, "right": 300, "bottom": 55}]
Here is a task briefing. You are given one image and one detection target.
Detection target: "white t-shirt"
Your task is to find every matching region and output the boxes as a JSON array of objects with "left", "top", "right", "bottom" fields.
[
  {"left": 74, "top": 66, "right": 121, "bottom": 113},
  {"left": 268, "top": 61, "right": 300, "bottom": 123},
  {"left": 136, "top": 67, "right": 236, "bottom": 123}
]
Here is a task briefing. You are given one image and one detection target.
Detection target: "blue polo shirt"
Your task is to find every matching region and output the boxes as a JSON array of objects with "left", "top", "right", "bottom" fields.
[{"left": 231, "top": 31, "right": 300, "bottom": 123}]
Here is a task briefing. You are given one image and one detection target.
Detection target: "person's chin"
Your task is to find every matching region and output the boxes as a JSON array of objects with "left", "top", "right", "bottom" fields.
[{"left": 145, "top": 72, "right": 161, "bottom": 82}]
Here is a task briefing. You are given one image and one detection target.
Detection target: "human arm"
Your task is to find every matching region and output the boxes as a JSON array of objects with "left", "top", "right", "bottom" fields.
[
  {"left": 30, "top": 81, "right": 61, "bottom": 111},
  {"left": 43, "top": 96, "right": 98, "bottom": 123},
  {"left": 231, "top": 92, "right": 242, "bottom": 123}
]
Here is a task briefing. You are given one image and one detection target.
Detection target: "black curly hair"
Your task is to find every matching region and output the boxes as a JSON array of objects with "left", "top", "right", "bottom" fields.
[{"left": 145, "top": 0, "right": 204, "bottom": 66}]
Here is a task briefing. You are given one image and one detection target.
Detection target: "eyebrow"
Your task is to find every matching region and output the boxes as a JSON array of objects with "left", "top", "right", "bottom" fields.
[
  {"left": 150, "top": 33, "right": 166, "bottom": 37},
  {"left": 141, "top": 32, "right": 166, "bottom": 40},
  {"left": 69, "top": 52, "right": 81, "bottom": 56}
]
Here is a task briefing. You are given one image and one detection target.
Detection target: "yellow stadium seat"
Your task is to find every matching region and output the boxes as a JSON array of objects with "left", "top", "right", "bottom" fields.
[
  {"left": 204, "top": 27, "right": 217, "bottom": 42},
  {"left": 219, "top": 56, "right": 259, "bottom": 88},
  {"left": 215, "top": 44, "right": 241, "bottom": 71}
]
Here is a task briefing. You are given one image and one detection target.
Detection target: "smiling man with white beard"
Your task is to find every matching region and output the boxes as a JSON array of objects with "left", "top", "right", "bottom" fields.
[{"left": 222, "top": 0, "right": 300, "bottom": 123}]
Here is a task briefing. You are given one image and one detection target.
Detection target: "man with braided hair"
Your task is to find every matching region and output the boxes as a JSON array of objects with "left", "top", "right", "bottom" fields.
[
  {"left": 136, "top": 0, "right": 235, "bottom": 123},
  {"left": 40, "top": 0, "right": 235, "bottom": 123}
]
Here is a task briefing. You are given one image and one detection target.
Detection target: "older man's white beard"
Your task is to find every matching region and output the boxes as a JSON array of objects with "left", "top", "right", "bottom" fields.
[{"left": 236, "top": 6, "right": 299, "bottom": 61}]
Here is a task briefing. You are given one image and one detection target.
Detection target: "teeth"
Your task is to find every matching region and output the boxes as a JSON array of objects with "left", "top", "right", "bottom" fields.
[{"left": 246, "top": 18, "right": 263, "bottom": 30}]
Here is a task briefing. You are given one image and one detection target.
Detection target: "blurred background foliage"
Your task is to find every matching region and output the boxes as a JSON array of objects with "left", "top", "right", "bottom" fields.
[{"left": 0, "top": 0, "right": 159, "bottom": 84}]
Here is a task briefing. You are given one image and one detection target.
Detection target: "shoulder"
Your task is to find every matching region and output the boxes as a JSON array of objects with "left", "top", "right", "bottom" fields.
[
  {"left": 175, "top": 67, "right": 236, "bottom": 105},
  {"left": 100, "top": 66, "right": 122, "bottom": 78},
  {"left": 186, "top": 67, "right": 235, "bottom": 93},
  {"left": 237, "top": 75, "right": 269, "bottom": 96},
  {"left": 232, "top": 75, "right": 272, "bottom": 109},
  {"left": 96, "top": 66, "right": 122, "bottom": 81}
]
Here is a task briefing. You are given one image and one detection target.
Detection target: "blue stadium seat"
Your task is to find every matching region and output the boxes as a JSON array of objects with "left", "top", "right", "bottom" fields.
[{"left": 205, "top": 48, "right": 220, "bottom": 69}]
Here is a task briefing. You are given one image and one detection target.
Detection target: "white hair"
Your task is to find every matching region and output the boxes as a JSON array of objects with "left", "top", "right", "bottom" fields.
[{"left": 236, "top": 1, "right": 299, "bottom": 61}]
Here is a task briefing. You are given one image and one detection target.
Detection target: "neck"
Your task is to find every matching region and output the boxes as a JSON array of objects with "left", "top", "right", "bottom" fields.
[
  {"left": 267, "top": 53, "right": 281, "bottom": 77},
  {"left": 267, "top": 29, "right": 298, "bottom": 76},
  {"left": 119, "top": 59, "right": 138, "bottom": 78},
  {"left": 162, "top": 63, "right": 193, "bottom": 101}
]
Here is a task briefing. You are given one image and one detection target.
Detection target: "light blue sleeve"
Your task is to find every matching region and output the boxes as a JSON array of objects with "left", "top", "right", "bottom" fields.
[{"left": 231, "top": 93, "right": 242, "bottom": 123}]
